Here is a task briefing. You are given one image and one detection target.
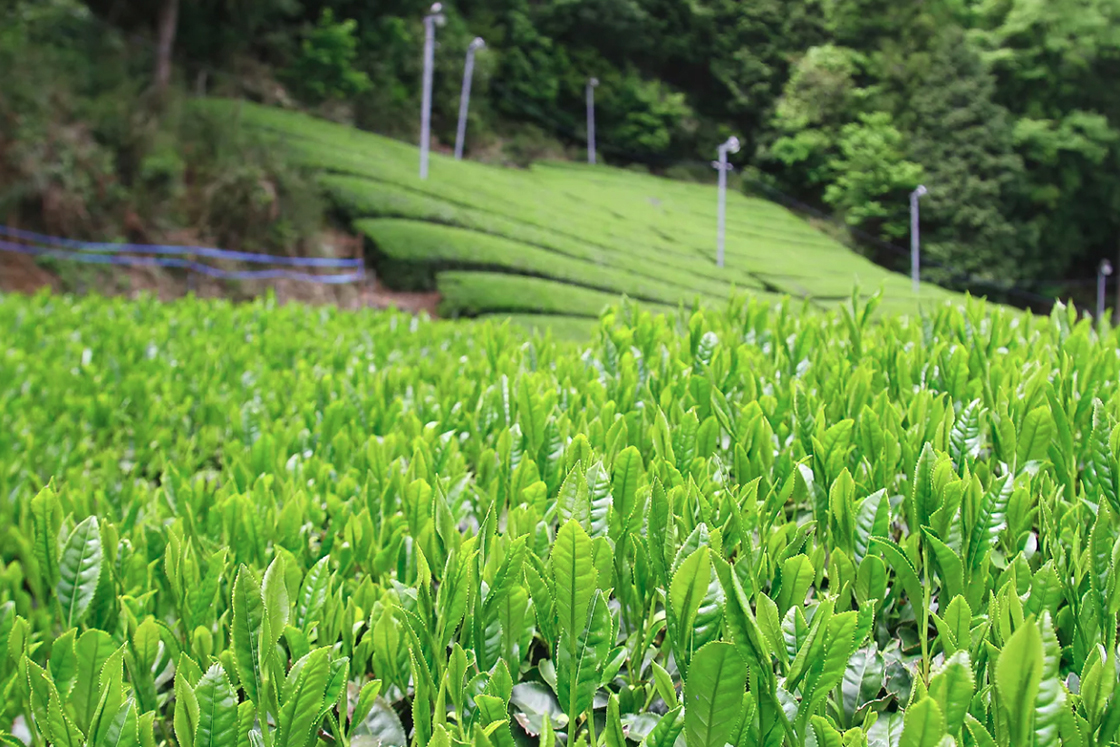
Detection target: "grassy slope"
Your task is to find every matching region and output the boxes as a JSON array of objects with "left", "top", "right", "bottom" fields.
[{"left": 203, "top": 99, "right": 964, "bottom": 330}]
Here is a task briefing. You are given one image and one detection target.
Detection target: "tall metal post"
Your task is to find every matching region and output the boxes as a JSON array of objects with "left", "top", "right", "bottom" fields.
[
  {"left": 586, "top": 78, "right": 599, "bottom": 165},
  {"left": 713, "top": 136, "right": 740, "bottom": 268},
  {"left": 910, "top": 185, "right": 928, "bottom": 294},
  {"left": 419, "top": 3, "right": 445, "bottom": 180},
  {"left": 454, "top": 37, "right": 485, "bottom": 161},
  {"left": 1099, "top": 260, "right": 1113, "bottom": 328}
]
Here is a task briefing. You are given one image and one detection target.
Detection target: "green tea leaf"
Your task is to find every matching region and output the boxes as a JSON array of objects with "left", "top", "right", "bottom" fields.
[
  {"left": 174, "top": 664, "right": 200, "bottom": 747},
  {"left": 1017, "top": 406, "right": 1053, "bottom": 466},
  {"left": 70, "top": 629, "right": 114, "bottom": 733},
  {"left": 604, "top": 693, "right": 626, "bottom": 747},
  {"left": 296, "top": 557, "right": 331, "bottom": 630},
  {"left": 927, "top": 651, "right": 973, "bottom": 737},
  {"left": 899, "top": 697, "right": 945, "bottom": 747},
  {"left": 669, "top": 547, "right": 711, "bottom": 658},
  {"left": 550, "top": 520, "right": 596, "bottom": 646},
  {"left": 262, "top": 555, "right": 289, "bottom": 648},
  {"left": 1033, "top": 613, "right": 1065, "bottom": 747},
  {"left": 57, "top": 516, "right": 103, "bottom": 628},
  {"left": 996, "top": 619, "right": 1044, "bottom": 746},
  {"left": 610, "top": 446, "right": 643, "bottom": 541},
  {"left": 194, "top": 664, "right": 239, "bottom": 747},
  {"left": 277, "top": 647, "right": 331, "bottom": 747},
  {"left": 643, "top": 706, "right": 685, "bottom": 747},
  {"left": 683, "top": 642, "right": 746, "bottom": 747},
  {"left": 231, "top": 566, "right": 265, "bottom": 704},
  {"left": 870, "top": 538, "right": 923, "bottom": 612}
]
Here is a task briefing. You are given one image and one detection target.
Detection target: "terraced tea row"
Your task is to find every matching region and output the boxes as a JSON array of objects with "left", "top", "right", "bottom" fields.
[{"left": 203, "top": 100, "right": 962, "bottom": 329}]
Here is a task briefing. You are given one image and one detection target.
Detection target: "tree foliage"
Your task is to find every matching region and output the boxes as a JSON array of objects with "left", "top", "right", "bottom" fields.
[
  {"left": 824, "top": 112, "right": 922, "bottom": 240},
  {"left": 7, "top": 0, "right": 1120, "bottom": 291}
]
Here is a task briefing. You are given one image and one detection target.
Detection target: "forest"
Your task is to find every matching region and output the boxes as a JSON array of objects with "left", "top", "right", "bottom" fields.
[{"left": 3, "top": 0, "right": 1119, "bottom": 300}]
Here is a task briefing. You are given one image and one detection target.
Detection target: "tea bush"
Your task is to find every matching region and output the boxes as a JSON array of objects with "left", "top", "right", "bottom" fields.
[
  {"left": 0, "top": 289, "right": 1116, "bottom": 747},
  {"left": 204, "top": 99, "right": 964, "bottom": 331}
]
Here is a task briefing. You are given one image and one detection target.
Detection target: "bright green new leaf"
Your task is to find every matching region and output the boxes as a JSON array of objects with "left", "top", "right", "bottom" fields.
[
  {"left": 277, "top": 647, "right": 331, "bottom": 747},
  {"left": 174, "top": 665, "right": 200, "bottom": 747},
  {"left": 1017, "top": 406, "right": 1053, "bottom": 466},
  {"left": 550, "top": 520, "right": 596, "bottom": 647},
  {"left": 899, "top": 697, "right": 945, "bottom": 747},
  {"left": 604, "top": 693, "right": 626, "bottom": 747},
  {"left": 194, "top": 665, "right": 239, "bottom": 747},
  {"left": 927, "top": 651, "right": 973, "bottom": 737},
  {"left": 610, "top": 446, "right": 643, "bottom": 541},
  {"left": 231, "top": 567, "right": 265, "bottom": 704},
  {"left": 644, "top": 706, "right": 685, "bottom": 747},
  {"left": 652, "top": 661, "right": 678, "bottom": 706},
  {"left": 57, "top": 516, "right": 102, "bottom": 628},
  {"left": 683, "top": 642, "right": 747, "bottom": 747},
  {"left": 262, "top": 555, "right": 290, "bottom": 648},
  {"left": 996, "top": 619, "right": 1044, "bottom": 746},
  {"left": 669, "top": 546, "right": 711, "bottom": 656}
]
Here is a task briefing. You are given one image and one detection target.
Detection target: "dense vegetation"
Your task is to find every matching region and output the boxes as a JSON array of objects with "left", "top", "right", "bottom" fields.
[
  {"left": 3, "top": 290, "right": 1120, "bottom": 746},
  {"left": 207, "top": 98, "right": 960, "bottom": 333},
  {"left": 0, "top": 1, "right": 327, "bottom": 261},
  {"left": 5, "top": 0, "right": 1120, "bottom": 300}
]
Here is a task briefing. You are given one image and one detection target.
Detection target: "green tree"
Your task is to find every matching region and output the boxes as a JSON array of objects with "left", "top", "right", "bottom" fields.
[
  {"left": 685, "top": 0, "right": 825, "bottom": 150},
  {"left": 580, "top": 67, "right": 695, "bottom": 159},
  {"left": 494, "top": 10, "right": 569, "bottom": 127},
  {"left": 824, "top": 112, "right": 923, "bottom": 239},
  {"left": 974, "top": 0, "right": 1120, "bottom": 283},
  {"left": 761, "top": 45, "right": 864, "bottom": 190},
  {"left": 285, "top": 9, "right": 371, "bottom": 102},
  {"left": 905, "top": 29, "right": 1035, "bottom": 283}
]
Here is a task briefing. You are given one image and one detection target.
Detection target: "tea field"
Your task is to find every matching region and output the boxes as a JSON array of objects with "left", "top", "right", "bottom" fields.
[
  {"left": 1, "top": 289, "right": 1116, "bottom": 747},
  {"left": 199, "top": 100, "right": 963, "bottom": 335}
]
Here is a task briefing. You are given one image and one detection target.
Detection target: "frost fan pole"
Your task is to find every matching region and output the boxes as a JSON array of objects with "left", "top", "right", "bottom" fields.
[
  {"left": 586, "top": 78, "right": 599, "bottom": 165},
  {"left": 910, "top": 185, "right": 928, "bottom": 294},
  {"left": 1099, "top": 260, "right": 1113, "bottom": 328},
  {"left": 454, "top": 37, "right": 485, "bottom": 160},
  {"left": 419, "top": 3, "right": 445, "bottom": 180},
  {"left": 712, "top": 136, "right": 740, "bottom": 268}
]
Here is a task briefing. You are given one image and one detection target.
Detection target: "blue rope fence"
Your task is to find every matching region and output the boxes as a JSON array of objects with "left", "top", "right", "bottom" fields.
[{"left": 0, "top": 226, "right": 364, "bottom": 284}]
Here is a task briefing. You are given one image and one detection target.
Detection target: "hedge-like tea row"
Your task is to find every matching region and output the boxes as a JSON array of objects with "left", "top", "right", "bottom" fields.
[
  {"left": 204, "top": 99, "right": 963, "bottom": 327},
  {"left": 0, "top": 290, "right": 1117, "bottom": 747}
]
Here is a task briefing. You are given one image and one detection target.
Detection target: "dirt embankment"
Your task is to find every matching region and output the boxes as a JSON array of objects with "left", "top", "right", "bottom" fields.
[{"left": 0, "top": 229, "right": 440, "bottom": 316}]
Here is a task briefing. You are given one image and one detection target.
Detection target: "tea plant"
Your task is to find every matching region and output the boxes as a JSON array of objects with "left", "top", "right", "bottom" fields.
[
  {"left": 1, "top": 289, "right": 1118, "bottom": 747},
  {"left": 198, "top": 99, "right": 964, "bottom": 329}
]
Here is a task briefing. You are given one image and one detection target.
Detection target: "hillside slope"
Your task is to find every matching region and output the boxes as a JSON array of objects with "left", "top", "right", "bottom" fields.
[{"left": 205, "top": 99, "right": 962, "bottom": 333}]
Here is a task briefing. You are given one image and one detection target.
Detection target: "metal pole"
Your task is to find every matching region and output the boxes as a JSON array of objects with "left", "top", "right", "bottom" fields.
[
  {"left": 713, "top": 136, "right": 740, "bottom": 268},
  {"left": 910, "top": 185, "right": 927, "bottom": 294},
  {"left": 586, "top": 78, "right": 599, "bottom": 165},
  {"left": 419, "top": 3, "right": 444, "bottom": 180},
  {"left": 454, "top": 37, "right": 484, "bottom": 161},
  {"left": 1111, "top": 240, "right": 1120, "bottom": 311},
  {"left": 1099, "top": 260, "right": 1112, "bottom": 327}
]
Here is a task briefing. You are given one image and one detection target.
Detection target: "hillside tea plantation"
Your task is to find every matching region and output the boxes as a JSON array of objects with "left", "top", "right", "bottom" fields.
[
  {"left": 196, "top": 99, "right": 964, "bottom": 336},
  {"left": 2, "top": 289, "right": 1120, "bottom": 747}
]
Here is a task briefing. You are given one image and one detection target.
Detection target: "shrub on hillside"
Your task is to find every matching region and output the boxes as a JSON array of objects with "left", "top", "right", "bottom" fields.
[
  {"left": 0, "top": 0, "right": 328, "bottom": 257},
  {"left": 284, "top": 9, "right": 372, "bottom": 103}
]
